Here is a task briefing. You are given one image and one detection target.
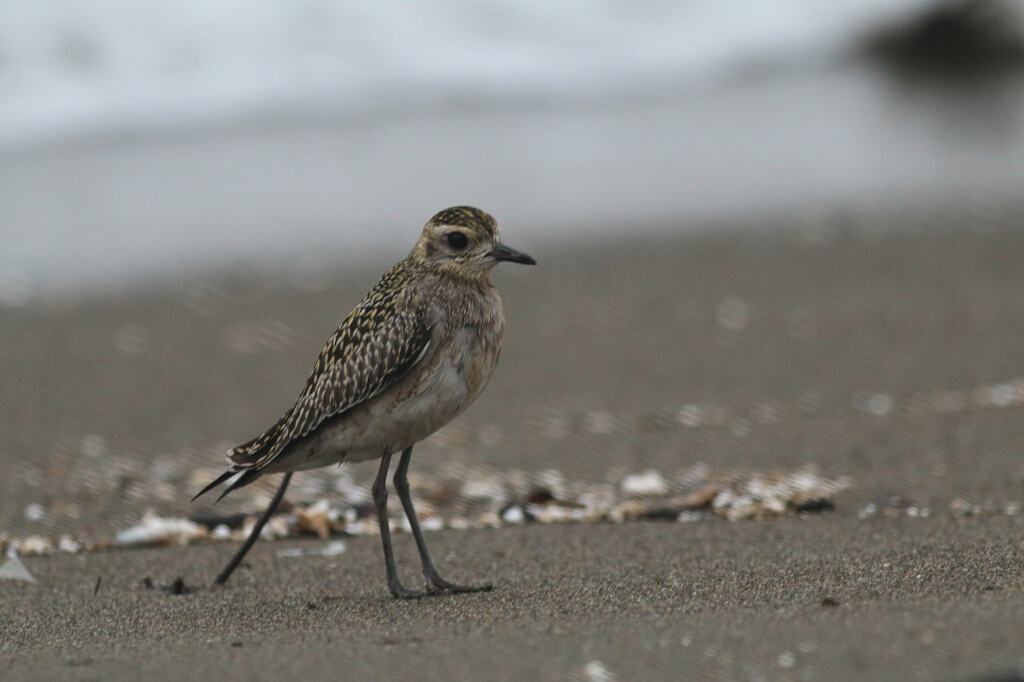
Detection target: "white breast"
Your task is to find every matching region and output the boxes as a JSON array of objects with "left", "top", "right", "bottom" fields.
[
  {"left": 379, "top": 323, "right": 493, "bottom": 446},
  {"left": 286, "top": 323, "right": 499, "bottom": 470}
]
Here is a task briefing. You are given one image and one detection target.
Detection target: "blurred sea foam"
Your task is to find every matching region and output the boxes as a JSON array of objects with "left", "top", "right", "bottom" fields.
[
  {"left": 0, "top": 0, "right": 931, "bottom": 147},
  {"left": 2, "top": 0, "right": 1024, "bottom": 293}
]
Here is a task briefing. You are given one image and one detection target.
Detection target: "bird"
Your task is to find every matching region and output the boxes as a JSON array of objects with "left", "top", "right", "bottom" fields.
[{"left": 194, "top": 206, "right": 536, "bottom": 598}]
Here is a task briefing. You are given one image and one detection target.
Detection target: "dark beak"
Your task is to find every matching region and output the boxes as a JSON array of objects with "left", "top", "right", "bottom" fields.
[{"left": 488, "top": 243, "right": 537, "bottom": 265}]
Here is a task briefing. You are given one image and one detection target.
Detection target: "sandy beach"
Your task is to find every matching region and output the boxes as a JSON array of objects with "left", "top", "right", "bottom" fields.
[{"left": 3, "top": 212, "right": 1024, "bottom": 680}]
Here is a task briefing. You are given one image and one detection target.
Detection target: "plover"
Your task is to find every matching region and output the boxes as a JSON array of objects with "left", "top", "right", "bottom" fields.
[{"left": 195, "top": 207, "right": 535, "bottom": 597}]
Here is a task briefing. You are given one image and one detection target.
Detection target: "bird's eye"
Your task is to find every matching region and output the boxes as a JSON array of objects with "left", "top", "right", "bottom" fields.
[{"left": 446, "top": 231, "right": 469, "bottom": 250}]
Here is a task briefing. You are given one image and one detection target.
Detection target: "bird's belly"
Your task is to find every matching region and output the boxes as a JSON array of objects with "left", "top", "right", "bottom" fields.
[
  {"left": 382, "top": 324, "right": 501, "bottom": 445},
  {"left": 385, "top": 359, "right": 476, "bottom": 444},
  {"left": 283, "top": 327, "right": 500, "bottom": 470}
]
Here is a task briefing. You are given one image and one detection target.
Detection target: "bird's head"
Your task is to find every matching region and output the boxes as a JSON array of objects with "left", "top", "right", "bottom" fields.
[{"left": 410, "top": 206, "right": 536, "bottom": 282}]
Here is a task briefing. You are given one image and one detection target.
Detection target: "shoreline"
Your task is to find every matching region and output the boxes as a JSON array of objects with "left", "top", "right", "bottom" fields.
[{"left": 6, "top": 61, "right": 1024, "bottom": 291}]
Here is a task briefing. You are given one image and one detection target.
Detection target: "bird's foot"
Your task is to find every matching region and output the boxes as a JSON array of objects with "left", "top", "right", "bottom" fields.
[
  {"left": 388, "top": 582, "right": 430, "bottom": 600},
  {"left": 425, "top": 571, "right": 493, "bottom": 594}
]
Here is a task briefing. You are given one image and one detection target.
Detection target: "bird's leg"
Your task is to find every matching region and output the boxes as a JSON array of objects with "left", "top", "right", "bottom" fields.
[
  {"left": 394, "top": 446, "right": 493, "bottom": 594},
  {"left": 215, "top": 472, "right": 292, "bottom": 585},
  {"left": 372, "top": 451, "right": 427, "bottom": 599}
]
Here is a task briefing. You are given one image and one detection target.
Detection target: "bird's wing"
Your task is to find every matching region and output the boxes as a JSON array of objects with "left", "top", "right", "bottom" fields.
[{"left": 227, "top": 272, "right": 431, "bottom": 471}]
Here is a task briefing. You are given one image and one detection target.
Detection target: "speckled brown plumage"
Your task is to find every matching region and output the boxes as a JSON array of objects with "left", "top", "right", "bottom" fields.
[
  {"left": 195, "top": 206, "right": 534, "bottom": 500},
  {"left": 226, "top": 262, "right": 432, "bottom": 471},
  {"left": 196, "top": 207, "right": 535, "bottom": 596},
  {"left": 427, "top": 206, "right": 498, "bottom": 234}
]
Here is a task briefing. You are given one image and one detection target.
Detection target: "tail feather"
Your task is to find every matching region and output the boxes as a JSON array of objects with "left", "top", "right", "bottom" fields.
[
  {"left": 192, "top": 467, "right": 264, "bottom": 503},
  {"left": 197, "top": 415, "right": 291, "bottom": 504},
  {"left": 216, "top": 468, "right": 262, "bottom": 503},
  {"left": 192, "top": 469, "right": 238, "bottom": 502},
  {"left": 229, "top": 414, "right": 289, "bottom": 468}
]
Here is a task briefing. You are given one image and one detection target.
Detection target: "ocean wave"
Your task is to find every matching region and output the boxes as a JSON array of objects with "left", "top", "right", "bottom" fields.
[{"left": 0, "top": 0, "right": 927, "bottom": 148}]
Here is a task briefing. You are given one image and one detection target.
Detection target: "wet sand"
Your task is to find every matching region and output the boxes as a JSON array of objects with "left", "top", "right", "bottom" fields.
[
  {"left": 3, "top": 517, "right": 1024, "bottom": 681},
  {"left": 3, "top": 211, "right": 1024, "bottom": 680}
]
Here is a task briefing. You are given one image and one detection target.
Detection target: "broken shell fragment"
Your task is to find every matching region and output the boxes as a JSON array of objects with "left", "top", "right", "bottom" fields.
[
  {"left": 18, "top": 536, "right": 55, "bottom": 556},
  {"left": 294, "top": 502, "right": 332, "bottom": 539},
  {"left": 2, "top": 464, "right": 853, "bottom": 558},
  {"left": 621, "top": 470, "right": 669, "bottom": 497},
  {"left": 0, "top": 554, "right": 38, "bottom": 583},
  {"left": 116, "top": 512, "right": 207, "bottom": 548}
]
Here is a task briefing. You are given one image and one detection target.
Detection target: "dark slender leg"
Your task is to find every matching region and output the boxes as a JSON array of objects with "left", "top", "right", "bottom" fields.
[
  {"left": 394, "top": 446, "right": 493, "bottom": 594},
  {"left": 372, "top": 452, "right": 426, "bottom": 599},
  {"left": 215, "top": 472, "right": 293, "bottom": 585}
]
